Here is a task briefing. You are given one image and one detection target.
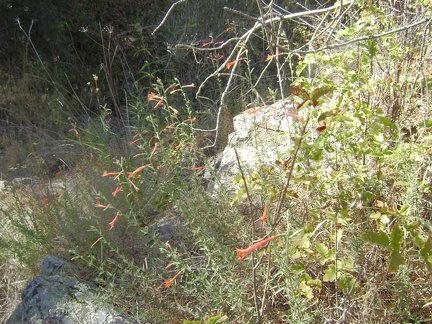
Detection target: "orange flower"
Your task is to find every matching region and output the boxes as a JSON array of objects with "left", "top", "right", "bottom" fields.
[
  {"left": 91, "top": 237, "right": 102, "bottom": 248},
  {"left": 165, "top": 262, "right": 175, "bottom": 269},
  {"left": 190, "top": 166, "right": 205, "bottom": 171},
  {"left": 103, "top": 170, "right": 121, "bottom": 177},
  {"left": 225, "top": 58, "right": 243, "bottom": 70},
  {"left": 247, "top": 105, "right": 267, "bottom": 115},
  {"left": 128, "top": 179, "right": 140, "bottom": 191},
  {"left": 265, "top": 52, "right": 287, "bottom": 61},
  {"left": 128, "top": 165, "right": 150, "bottom": 178},
  {"left": 235, "top": 236, "right": 276, "bottom": 260},
  {"left": 148, "top": 92, "right": 163, "bottom": 102},
  {"left": 109, "top": 213, "right": 119, "bottom": 230},
  {"left": 169, "top": 106, "right": 179, "bottom": 115},
  {"left": 164, "top": 270, "right": 182, "bottom": 288},
  {"left": 154, "top": 100, "right": 164, "bottom": 108},
  {"left": 95, "top": 201, "right": 109, "bottom": 210},
  {"left": 112, "top": 186, "right": 121, "bottom": 197},
  {"left": 69, "top": 128, "right": 80, "bottom": 137},
  {"left": 183, "top": 117, "right": 197, "bottom": 123},
  {"left": 151, "top": 142, "right": 160, "bottom": 155},
  {"left": 202, "top": 40, "right": 214, "bottom": 47},
  {"left": 261, "top": 203, "right": 268, "bottom": 223},
  {"left": 182, "top": 83, "right": 196, "bottom": 88},
  {"left": 128, "top": 138, "right": 140, "bottom": 146}
]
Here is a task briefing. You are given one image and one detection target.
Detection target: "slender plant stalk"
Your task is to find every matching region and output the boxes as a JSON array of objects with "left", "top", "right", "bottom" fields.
[
  {"left": 273, "top": 112, "right": 310, "bottom": 228},
  {"left": 234, "top": 148, "right": 262, "bottom": 324}
]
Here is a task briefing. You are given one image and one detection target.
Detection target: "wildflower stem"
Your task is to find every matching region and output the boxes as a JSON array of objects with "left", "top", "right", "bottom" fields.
[
  {"left": 234, "top": 148, "right": 261, "bottom": 324},
  {"left": 273, "top": 112, "right": 310, "bottom": 230}
]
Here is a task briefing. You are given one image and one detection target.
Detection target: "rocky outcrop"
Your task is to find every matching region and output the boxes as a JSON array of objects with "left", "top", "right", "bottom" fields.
[
  {"left": 208, "top": 99, "right": 296, "bottom": 194},
  {"left": 7, "top": 255, "right": 138, "bottom": 324}
]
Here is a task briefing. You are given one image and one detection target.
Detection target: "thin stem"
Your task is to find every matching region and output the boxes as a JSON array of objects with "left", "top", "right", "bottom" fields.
[{"left": 234, "top": 148, "right": 262, "bottom": 324}]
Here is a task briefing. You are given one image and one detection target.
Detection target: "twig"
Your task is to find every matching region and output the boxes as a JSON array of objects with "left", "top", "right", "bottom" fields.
[
  {"left": 152, "top": 0, "right": 187, "bottom": 35},
  {"left": 294, "top": 17, "right": 431, "bottom": 54}
]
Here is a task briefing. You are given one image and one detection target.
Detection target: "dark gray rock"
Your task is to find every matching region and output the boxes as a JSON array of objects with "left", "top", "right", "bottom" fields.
[{"left": 7, "top": 255, "right": 138, "bottom": 324}]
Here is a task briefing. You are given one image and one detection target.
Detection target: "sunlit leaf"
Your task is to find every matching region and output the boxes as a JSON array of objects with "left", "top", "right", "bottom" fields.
[
  {"left": 291, "top": 86, "right": 310, "bottom": 100},
  {"left": 420, "top": 236, "right": 432, "bottom": 272},
  {"left": 310, "top": 86, "right": 334, "bottom": 101},
  {"left": 317, "top": 111, "right": 335, "bottom": 122},
  {"left": 316, "top": 242, "right": 329, "bottom": 258},
  {"left": 323, "top": 264, "right": 336, "bottom": 282},
  {"left": 378, "top": 116, "right": 395, "bottom": 128},
  {"left": 390, "top": 223, "right": 403, "bottom": 252},
  {"left": 388, "top": 249, "right": 405, "bottom": 272},
  {"left": 338, "top": 274, "right": 356, "bottom": 294},
  {"left": 298, "top": 281, "right": 314, "bottom": 299},
  {"left": 363, "top": 231, "right": 389, "bottom": 247}
]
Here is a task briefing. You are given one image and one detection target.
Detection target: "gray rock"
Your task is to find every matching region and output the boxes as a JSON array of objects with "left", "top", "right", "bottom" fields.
[
  {"left": 7, "top": 256, "right": 138, "bottom": 324},
  {"left": 208, "top": 99, "right": 296, "bottom": 194}
]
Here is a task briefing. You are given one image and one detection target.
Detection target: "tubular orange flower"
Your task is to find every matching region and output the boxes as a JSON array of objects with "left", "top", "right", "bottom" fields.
[
  {"left": 154, "top": 100, "right": 164, "bottom": 108},
  {"left": 165, "top": 262, "right": 175, "bottom": 269},
  {"left": 182, "top": 83, "right": 196, "bottom": 88},
  {"left": 190, "top": 166, "right": 205, "bottom": 171},
  {"left": 103, "top": 170, "right": 121, "bottom": 177},
  {"left": 112, "top": 186, "right": 121, "bottom": 197},
  {"left": 133, "top": 153, "right": 145, "bottom": 158},
  {"left": 164, "top": 270, "right": 182, "bottom": 288},
  {"left": 261, "top": 203, "right": 268, "bottom": 223},
  {"left": 151, "top": 142, "right": 160, "bottom": 155},
  {"left": 183, "top": 117, "right": 197, "bottom": 123},
  {"left": 91, "top": 237, "right": 102, "bottom": 248},
  {"left": 95, "top": 201, "right": 109, "bottom": 210},
  {"left": 247, "top": 105, "right": 267, "bottom": 115},
  {"left": 202, "top": 40, "right": 214, "bottom": 47},
  {"left": 235, "top": 236, "right": 276, "bottom": 260},
  {"left": 109, "top": 213, "right": 119, "bottom": 230},
  {"left": 69, "top": 128, "right": 80, "bottom": 137},
  {"left": 169, "top": 106, "right": 179, "bottom": 115},
  {"left": 166, "top": 83, "right": 177, "bottom": 91},
  {"left": 265, "top": 52, "right": 287, "bottom": 61},
  {"left": 128, "top": 138, "right": 140, "bottom": 146},
  {"left": 148, "top": 92, "right": 164, "bottom": 102},
  {"left": 225, "top": 58, "right": 243, "bottom": 70},
  {"left": 128, "top": 179, "right": 140, "bottom": 191},
  {"left": 128, "top": 165, "right": 150, "bottom": 178}
]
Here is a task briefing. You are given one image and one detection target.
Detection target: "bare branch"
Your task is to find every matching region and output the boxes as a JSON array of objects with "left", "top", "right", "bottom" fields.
[
  {"left": 152, "top": 0, "right": 187, "bottom": 35},
  {"left": 294, "top": 17, "right": 431, "bottom": 54}
]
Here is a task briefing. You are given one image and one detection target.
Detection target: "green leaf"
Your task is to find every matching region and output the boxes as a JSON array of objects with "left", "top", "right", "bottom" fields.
[
  {"left": 316, "top": 243, "right": 329, "bottom": 258},
  {"left": 317, "top": 111, "right": 334, "bottom": 122},
  {"left": 378, "top": 116, "right": 395, "bottom": 128},
  {"left": 310, "top": 86, "right": 334, "bottom": 101},
  {"left": 388, "top": 249, "right": 405, "bottom": 272},
  {"left": 323, "top": 264, "right": 336, "bottom": 282},
  {"left": 338, "top": 273, "right": 356, "bottom": 294},
  {"left": 291, "top": 86, "right": 310, "bottom": 100},
  {"left": 420, "top": 236, "right": 432, "bottom": 272},
  {"left": 298, "top": 281, "right": 314, "bottom": 299},
  {"left": 390, "top": 223, "right": 403, "bottom": 252},
  {"left": 363, "top": 231, "right": 389, "bottom": 247},
  {"left": 207, "top": 314, "right": 228, "bottom": 324}
]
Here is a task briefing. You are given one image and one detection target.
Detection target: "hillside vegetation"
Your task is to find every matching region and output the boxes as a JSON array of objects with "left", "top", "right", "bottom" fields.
[{"left": 1, "top": 0, "right": 432, "bottom": 323}]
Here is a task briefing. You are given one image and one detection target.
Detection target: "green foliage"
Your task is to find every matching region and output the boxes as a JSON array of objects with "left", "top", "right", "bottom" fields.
[{"left": 2, "top": 0, "right": 432, "bottom": 323}]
